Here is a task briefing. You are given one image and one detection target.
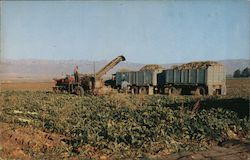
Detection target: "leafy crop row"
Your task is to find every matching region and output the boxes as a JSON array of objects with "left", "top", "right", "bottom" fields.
[{"left": 0, "top": 91, "right": 249, "bottom": 158}]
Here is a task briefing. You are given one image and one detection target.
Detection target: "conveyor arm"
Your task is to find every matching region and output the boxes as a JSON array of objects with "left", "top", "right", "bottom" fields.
[{"left": 95, "top": 55, "right": 125, "bottom": 79}]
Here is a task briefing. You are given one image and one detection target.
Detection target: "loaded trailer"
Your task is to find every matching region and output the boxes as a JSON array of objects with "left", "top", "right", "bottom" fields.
[
  {"left": 116, "top": 71, "right": 156, "bottom": 94},
  {"left": 157, "top": 64, "right": 226, "bottom": 95},
  {"left": 116, "top": 68, "right": 163, "bottom": 95},
  {"left": 115, "top": 62, "right": 226, "bottom": 96}
]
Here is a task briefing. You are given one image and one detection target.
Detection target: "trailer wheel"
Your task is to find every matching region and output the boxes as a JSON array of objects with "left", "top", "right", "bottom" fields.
[
  {"left": 168, "top": 87, "right": 180, "bottom": 95},
  {"left": 139, "top": 87, "right": 147, "bottom": 94},
  {"left": 131, "top": 87, "right": 138, "bottom": 94},
  {"left": 168, "top": 87, "right": 175, "bottom": 95},
  {"left": 195, "top": 87, "right": 206, "bottom": 96},
  {"left": 75, "top": 86, "right": 84, "bottom": 96},
  {"left": 163, "top": 87, "right": 169, "bottom": 95}
]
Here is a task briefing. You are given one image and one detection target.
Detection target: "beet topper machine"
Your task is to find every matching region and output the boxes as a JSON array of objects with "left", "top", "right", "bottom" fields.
[{"left": 53, "top": 55, "right": 126, "bottom": 96}]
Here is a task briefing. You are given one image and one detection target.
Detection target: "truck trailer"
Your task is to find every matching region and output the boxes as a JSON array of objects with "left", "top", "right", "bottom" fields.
[{"left": 115, "top": 61, "right": 226, "bottom": 95}]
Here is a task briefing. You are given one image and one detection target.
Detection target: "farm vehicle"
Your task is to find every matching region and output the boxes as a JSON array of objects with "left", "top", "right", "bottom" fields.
[
  {"left": 53, "top": 57, "right": 226, "bottom": 96},
  {"left": 53, "top": 55, "right": 126, "bottom": 96},
  {"left": 115, "top": 62, "right": 227, "bottom": 96}
]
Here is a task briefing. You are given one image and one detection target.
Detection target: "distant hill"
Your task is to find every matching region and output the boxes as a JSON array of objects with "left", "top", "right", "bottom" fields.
[{"left": 0, "top": 59, "right": 249, "bottom": 82}]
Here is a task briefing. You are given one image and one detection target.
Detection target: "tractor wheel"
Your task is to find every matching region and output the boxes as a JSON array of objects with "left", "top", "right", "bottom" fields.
[
  {"left": 53, "top": 87, "right": 58, "bottom": 93},
  {"left": 195, "top": 87, "right": 206, "bottom": 96},
  {"left": 75, "top": 86, "right": 84, "bottom": 96}
]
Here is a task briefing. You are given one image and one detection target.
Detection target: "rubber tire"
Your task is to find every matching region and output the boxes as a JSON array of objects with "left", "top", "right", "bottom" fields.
[
  {"left": 195, "top": 87, "right": 206, "bottom": 96},
  {"left": 139, "top": 87, "right": 147, "bottom": 94},
  {"left": 168, "top": 87, "right": 181, "bottom": 95},
  {"left": 75, "top": 86, "right": 84, "bottom": 96},
  {"left": 131, "top": 87, "right": 138, "bottom": 94},
  {"left": 163, "top": 87, "right": 169, "bottom": 95}
]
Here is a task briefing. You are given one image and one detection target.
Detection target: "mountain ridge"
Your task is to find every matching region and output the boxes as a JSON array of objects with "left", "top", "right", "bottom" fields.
[{"left": 0, "top": 59, "right": 249, "bottom": 82}]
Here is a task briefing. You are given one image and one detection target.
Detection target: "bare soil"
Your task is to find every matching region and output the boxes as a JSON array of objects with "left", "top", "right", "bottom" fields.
[
  {"left": 0, "top": 82, "right": 54, "bottom": 91},
  {"left": 164, "top": 141, "right": 250, "bottom": 160},
  {"left": 226, "top": 78, "right": 250, "bottom": 97},
  {"left": 1, "top": 122, "right": 249, "bottom": 160},
  {"left": 0, "top": 122, "right": 107, "bottom": 160},
  {"left": 0, "top": 122, "right": 66, "bottom": 159}
]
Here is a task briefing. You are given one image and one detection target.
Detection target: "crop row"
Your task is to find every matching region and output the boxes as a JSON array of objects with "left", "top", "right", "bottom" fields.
[{"left": 0, "top": 91, "right": 249, "bottom": 158}]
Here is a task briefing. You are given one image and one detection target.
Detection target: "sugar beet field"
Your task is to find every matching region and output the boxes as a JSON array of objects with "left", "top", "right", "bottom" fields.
[{"left": 0, "top": 78, "right": 250, "bottom": 159}]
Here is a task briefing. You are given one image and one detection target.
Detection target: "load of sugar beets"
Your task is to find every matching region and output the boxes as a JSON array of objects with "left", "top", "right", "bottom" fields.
[{"left": 53, "top": 55, "right": 226, "bottom": 96}]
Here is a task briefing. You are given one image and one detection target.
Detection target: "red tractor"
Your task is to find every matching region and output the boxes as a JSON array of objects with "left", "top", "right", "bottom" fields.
[{"left": 53, "top": 55, "right": 126, "bottom": 96}]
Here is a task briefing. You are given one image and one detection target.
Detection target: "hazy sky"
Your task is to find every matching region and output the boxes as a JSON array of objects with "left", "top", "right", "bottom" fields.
[{"left": 1, "top": 0, "right": 249, "bottom": 64}]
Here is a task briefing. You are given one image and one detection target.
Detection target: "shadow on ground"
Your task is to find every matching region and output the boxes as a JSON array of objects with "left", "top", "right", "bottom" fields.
[{"left": 200, "top": 98, "right": 249, "bottom": 119}]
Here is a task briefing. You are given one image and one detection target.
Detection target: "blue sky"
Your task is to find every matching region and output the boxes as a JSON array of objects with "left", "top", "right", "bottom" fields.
[{"left": 1, "top": 0, "right": 249, "bottom": 64}]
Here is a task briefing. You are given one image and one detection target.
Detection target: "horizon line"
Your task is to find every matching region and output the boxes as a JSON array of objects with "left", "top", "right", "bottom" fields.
[{"left": 1, "top": 57, "right": 249, "bottom": 65}]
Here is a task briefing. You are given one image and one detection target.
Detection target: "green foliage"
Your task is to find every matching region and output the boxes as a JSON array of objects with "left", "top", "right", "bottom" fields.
[{"left": 1, "top": 91, "right": 249, "bottom": 158}]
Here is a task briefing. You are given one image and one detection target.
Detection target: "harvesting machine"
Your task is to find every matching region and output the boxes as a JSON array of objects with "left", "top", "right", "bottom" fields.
[{"left": 53, "top": 55, "right": 126, "bottom": 96}]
